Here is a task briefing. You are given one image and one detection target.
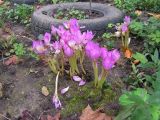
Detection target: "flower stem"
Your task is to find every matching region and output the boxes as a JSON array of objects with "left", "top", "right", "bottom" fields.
[
  {"left": 98, "top": 68, "right": 108, "bottom": 89},
  {"left": 55, "top": 71, "right": 60, "bottom": 95},
  {"left": 93, "top": 61, "right": 98, "bottom": 87},
  {"left": 80, "top": 51, "right": 86, "bottom": 74}
]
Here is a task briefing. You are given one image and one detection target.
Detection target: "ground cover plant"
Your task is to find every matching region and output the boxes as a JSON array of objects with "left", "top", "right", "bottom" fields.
[{"left": 0, "top": 0, "right": 160, "bottom": 119}]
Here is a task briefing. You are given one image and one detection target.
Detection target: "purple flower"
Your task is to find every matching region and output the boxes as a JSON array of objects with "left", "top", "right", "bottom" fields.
[
  {"left": 121, "top": 23, "right": 128, "bottom": 32},
  {"left": 111, "top": 49, "right": 120, "bottom": 62},
  {"left": 51, "top": 25, "right": 58, "bottom": 35},
  {"left": 102, "top": 57, "right": 115, "bottom": 70},
  {"left": 69, "top": 19, "right": 80, "bottom": 33},
  {"left": 52, "top": 41, "right": 62, "bottom": 54},
  {"left": 85, "top": 41, "right": 101, "bottom": 61},
  {"left": 84, "top": 30, "right": 94, "bottom": 41},
  {"left": 57, "top": 25, "right": 66, "bottom": 36},
  {"left": 102, "top": 49, "right": 120, "bottom": 70},
  {"left": 100, "top": 47, "right": 108, "bottom": 59},
  {"left": 61, "top": 86, "right": 69, "bottom": 94},
  {"left": 124, "top": 16, "right": 131, "bottom": 25},
  {"left": 52, "top": 95, "right": 62, "bottom": 109},
  {"left": 43, "top": 32, "right": 51, "bottom": 45},
  {"left": 63, "top": 44, "right": 74, "bottom": 57},
  {"left": 32, "top": 41, "right": 46, "bottom": 54}
]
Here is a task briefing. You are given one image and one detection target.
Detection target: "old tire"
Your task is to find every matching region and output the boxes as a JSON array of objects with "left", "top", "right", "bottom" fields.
[
  {"left": 31, "top": 2, "right": 124, "bottom": 36},
  {"left": 13, "top": 0, "right": 37, "bottom": 4}
]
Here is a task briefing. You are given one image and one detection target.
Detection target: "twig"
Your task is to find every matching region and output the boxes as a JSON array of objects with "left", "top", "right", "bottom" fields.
[
  {"left": 0, "top": 55, "right": 14, "bottom": 62},
  {"left": 0, "top": 113, "right": 11, "bottom": 120},
  {"left": 15, "top": 35, "right": 33, "bottom": 41}
]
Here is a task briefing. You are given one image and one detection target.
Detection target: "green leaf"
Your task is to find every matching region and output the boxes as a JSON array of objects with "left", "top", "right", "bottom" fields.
[
  {"left": 115, "top": 105, "right": 135, "bottom": 120},
  {"left": 132, "top": 52, "right": 148, "bottom": 64},
  {"left": 119, "top": 88, "right": 149, "bottom": 106}
]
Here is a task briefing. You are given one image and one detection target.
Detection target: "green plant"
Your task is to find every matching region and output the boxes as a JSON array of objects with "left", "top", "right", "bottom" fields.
[
  {"left": 125, "top": 49, "right": 160, "bottom": 88},
  {"left": 129, "top": 18, "right": 160, "bottom": 52},
  {"left": 54, "top": 8, "right": 87, "bottom": 20},
  {"left": 115, "top": 87, "right": 160, "bottom": 120},
  {"left": 114, "top": 0, "right": 160, "bottom": 13},
  {"left": 6, "top": 4, "right": 34, "bottom": 25},
  {"left": 13, "top": 43, "right": 26, "bottom": 57}
]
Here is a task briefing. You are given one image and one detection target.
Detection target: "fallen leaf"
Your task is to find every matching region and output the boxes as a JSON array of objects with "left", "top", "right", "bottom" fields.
[
  {"left": 4, "top": 55, "right": 20, "bottom": 65},
  {"left": 147, "top": 12, "right": 160, "bottom": 19},
  {"left": 42, "top": 86, "right": 49, "bottom": 96},
  {"left": 47, "top": 112, "right": 60, "bottom": 120},
  {"left": 135, "top": 10, "right": 142, "bottom": 16},
  {"left": 0, "top": 0, "right": 4, "bottom": 5},
  {"left": 125, "top": 49, "right": 132, "bottom": 59},
  {"left": 80, "top": 105, "right": 112, "bottom": 120}
]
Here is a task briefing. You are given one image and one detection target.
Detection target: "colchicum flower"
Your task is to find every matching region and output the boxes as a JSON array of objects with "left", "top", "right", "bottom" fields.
[
  {"left": 52, "top": 72, "right": 62, "bottom": 109},
  {"left": 43, "top": 32, "right": 51, "bottom": 45},
  {"left": 32, "top": 41, "right": 47, "bottom": 54},
  {"left": 32, "top": 18, "right": 120, "bottom": 91}
]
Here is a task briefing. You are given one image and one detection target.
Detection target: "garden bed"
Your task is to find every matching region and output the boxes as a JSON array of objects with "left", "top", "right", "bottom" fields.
[{"left": 0, "top": 0, "right": 160, "bottom": 120}]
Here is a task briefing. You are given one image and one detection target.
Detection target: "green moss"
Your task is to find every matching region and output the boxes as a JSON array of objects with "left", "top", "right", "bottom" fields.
[{"left": 60, "top": 81, "right": 119, "bottom": 118}]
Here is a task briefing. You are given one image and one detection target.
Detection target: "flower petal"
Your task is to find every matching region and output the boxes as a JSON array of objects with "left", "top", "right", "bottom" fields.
[
  {"left": 61, "top": 86, "right": 69, "bottom": 94},
  {"left": 79, "top": 80, "right": 86, "bottom": 86},
  {"left": 73, "top": 76, "right": 82, "bottom": 82}
]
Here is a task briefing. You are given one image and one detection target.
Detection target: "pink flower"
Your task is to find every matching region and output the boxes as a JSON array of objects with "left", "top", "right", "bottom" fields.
[
  {"left": 84, "top": 30, "right": 94, "bottom": 41},
  {"left": 32, "top": 41, "right": 47, "bottom": 54},
  {"left": 121, "top": 23, "right": 128, "bottom": 32},
  {"left": 111, "top": 49, "right": 120, "bottom": 62},
  {"left": 61, "top": 86, "right": 69, "bottom": 94},
  {"left": 102, "top": 49, "right": 120, "bottom": 70},
  {"left": 102, "top": 57, "right": 115, "bottom": 70},
  {"left": 43, "top": 32, "right": 51, "bottom": 45},
  {"left": 124, "top": 16, "right": 131, "bottom": 25},
  {"left": 52, "top": 95, "right": 62, "bottom": 109},
  {"left": 85, "top": 41, "right": 101, "bottom": 61},
  {"left": 51, "top": 25, "right": 58, "bottom": 35},
  {"left": 52, "top": 41, "right": 62, "bottom": 54},
  {"left": 100, "top": 47, "right": 108, "bottom": 59},
  {"left": 69, "top": 19, "right": 80, "bottom": 33},
  {"left": 63, "top": 44, "right": 74, "bottom": 57}
]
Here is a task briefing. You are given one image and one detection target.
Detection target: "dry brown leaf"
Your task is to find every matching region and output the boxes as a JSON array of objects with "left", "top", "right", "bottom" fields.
[
  {"left": 47, "top": 112, "right": 60, "bottom": 120},
  {"left": 125, "top": 49, "right": 132, "bottom": 59},
  {"left": 4, "top": 55, "right": 20, "bottom": 65},
  {"left": 0, "top": 0, "right": 4, "bottom": 5},
  {"left": 80, "top": 105, "right": 112, "bottom": 120},
  {"left": 41, "top": 86, "right": 49, "bottom": 96},
  {"left": 147, "top": 12, "right": 160, "bottom": 19}
]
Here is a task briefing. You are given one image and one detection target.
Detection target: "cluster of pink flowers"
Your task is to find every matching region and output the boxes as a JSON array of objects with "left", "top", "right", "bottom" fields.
[
  {"left": 85, "top": 41, "right": 120, "bottom": 70},
  {"left": 32, "top": 19, "right": 93, "bottom": 57},
  {"left": 32, "top": 19, "right": 120, "bottom": 109}
]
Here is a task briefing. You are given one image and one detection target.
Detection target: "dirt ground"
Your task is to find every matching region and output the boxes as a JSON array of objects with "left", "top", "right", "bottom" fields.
[{"left": 0, "top": 0, "right": 145, "bottom": 119}]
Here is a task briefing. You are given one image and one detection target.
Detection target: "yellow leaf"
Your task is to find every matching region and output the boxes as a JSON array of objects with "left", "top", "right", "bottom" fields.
[{"left": 42, "top": 86, "right": 49, "bottom": 96}]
